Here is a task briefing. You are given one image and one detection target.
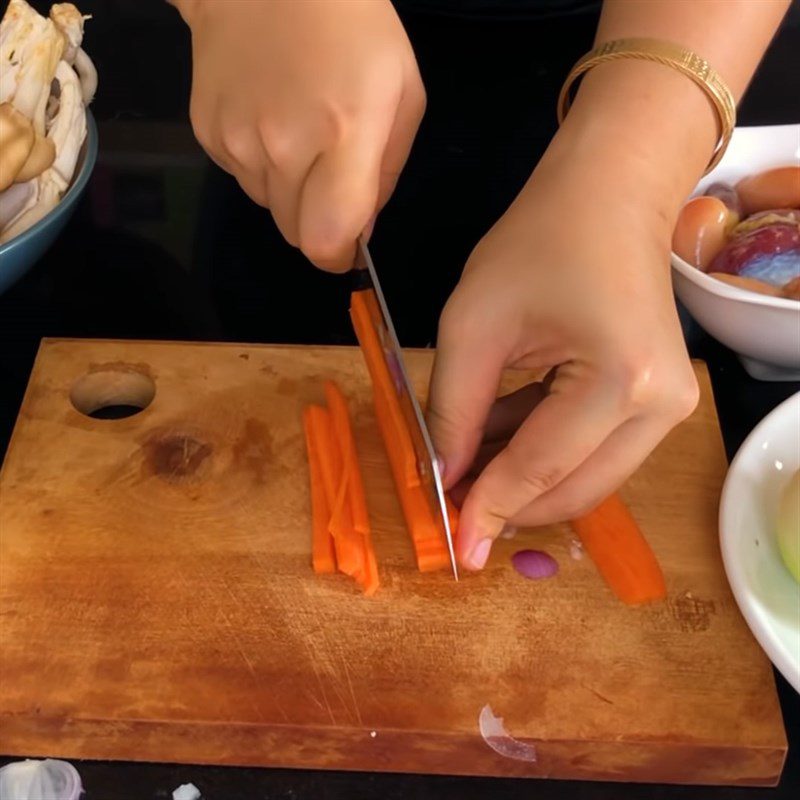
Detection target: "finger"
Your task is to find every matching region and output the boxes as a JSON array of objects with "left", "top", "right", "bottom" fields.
[
  {"left": 457, "top": 377, "right": 625, "bottom": 570},
  {"left": 482, "top": 382, "right": 546, "bottom": 443},
  {"left": 448, "top": 477, "right": 473, "bottom": 509},
  {"left": 427, "top": 329, "right": 505, "bottom": 491},
  {"left": 376, "top": 76, "right": 426, "bottom": 212},
  {"left": 235, "top": 167, "right": 271, "bottom": 209},
  {"left": 266, "top": 162, "right": 314, "bottom": 247},
  {"left": 298, "top": 123, "right": 390, "bottom": 272},
  {"left": 215, "top": 120, "right": 272, "bottom": 208},
  {"left": 260, "top": 121, "right": 327, "bottom": 248},
  {"left": 508, "top": 414, "right": 671, "bottom": 528}
]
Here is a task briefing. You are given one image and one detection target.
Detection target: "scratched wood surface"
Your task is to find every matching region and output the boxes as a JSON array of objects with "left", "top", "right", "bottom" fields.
[{"left": 0, "top": 339, "right": 787, "bottom": 785}]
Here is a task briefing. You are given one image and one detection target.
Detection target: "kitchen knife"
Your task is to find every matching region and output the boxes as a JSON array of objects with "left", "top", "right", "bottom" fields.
[{"left": 354, "top": 237, "right": 459, "bottom": 580}]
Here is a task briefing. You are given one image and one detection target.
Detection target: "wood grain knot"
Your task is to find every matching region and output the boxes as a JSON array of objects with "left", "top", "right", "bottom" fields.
[{"left": 143, "top": 434, "right": 213, "bottom": 483}]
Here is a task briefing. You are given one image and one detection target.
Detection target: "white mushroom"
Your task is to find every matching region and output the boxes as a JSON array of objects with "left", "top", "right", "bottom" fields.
[
  {"left": 0, "top": 180, "right": 36, "bottom": 230},
  {"left": 49, "top": 3, "right": 86, "bottom": 62},
  {"left": 0, "top": 0, "right": 94, "bottom": 242},
  {"left": 47, "top": 59, "right": 86, "bottom": 189},
  {"left": 49, "top": 4, "right": 96, "bottom": 103},
  {"left": 0, "top": 0, "right": 65, "bottom": 135},
  {"left": 0, "top": 102, "right": 34, "bottom": 190},
  {"left": 73, "top": 46, "right": 97, "bottom": 104}
]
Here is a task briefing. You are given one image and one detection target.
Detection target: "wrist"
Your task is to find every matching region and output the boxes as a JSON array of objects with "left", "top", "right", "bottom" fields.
[{"left": 546, "top": 58, "right": 719, "bottom": 221}]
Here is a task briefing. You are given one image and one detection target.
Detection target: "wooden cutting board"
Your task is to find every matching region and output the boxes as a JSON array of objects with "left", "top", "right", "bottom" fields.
[{"left": 0, "top": 339, "right": 787, "bottom": 786}]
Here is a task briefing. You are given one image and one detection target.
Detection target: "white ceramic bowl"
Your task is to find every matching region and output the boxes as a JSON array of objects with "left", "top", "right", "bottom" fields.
[
  {"left": 720, "top": 392, "right": 800, "bottom": 693},
  {"left": 670, "top": 124, "right": 800, "bottom": 382}
]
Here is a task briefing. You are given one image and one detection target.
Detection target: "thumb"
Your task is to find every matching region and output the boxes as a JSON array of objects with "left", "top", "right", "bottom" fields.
[{"left": 427, "top": 310, "right": 504, "bottom": 490}]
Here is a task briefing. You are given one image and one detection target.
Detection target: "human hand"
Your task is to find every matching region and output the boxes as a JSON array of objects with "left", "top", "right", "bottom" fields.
[
  {"left": 428, "top": 139, "right": 700, "bottom": 571},
  {"left": 176, "top": 0, "right": 425, "bottom": 270}
]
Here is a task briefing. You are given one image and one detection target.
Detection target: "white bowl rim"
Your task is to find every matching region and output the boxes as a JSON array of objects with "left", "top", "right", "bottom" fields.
[
  {"left": 719, "top": 391, "right": 800, "bottom": 694},
  {"left": 670, "top": 121, "right": 799, "bottom": 312},
  {"left": 672, "top": 253, "right": 799, "bottom": 312}
]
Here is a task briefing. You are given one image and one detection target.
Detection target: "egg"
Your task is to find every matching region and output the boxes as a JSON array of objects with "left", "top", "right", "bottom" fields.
[
  {"left": 672, "top": 196, "right": 733, "bottom": 270},
  {"left": 736, "top": 166, "right": 800, "bottom": 215}
]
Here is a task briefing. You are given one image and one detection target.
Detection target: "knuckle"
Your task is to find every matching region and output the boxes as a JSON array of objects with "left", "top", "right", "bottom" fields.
[
  {"left": 410, "top": 79, "right": 427, "bottom": 118},
  {"left": 612, "top": 355, "right": 660, "bottom": 413},
  {"left": 613, "top": 353, "right": 699, "bottom": 423},
  {"left": 189, "top": 103, "right": 212, "bottom": 151},
  {"left": 221, "top": 125, "right": 255, "bottom": 165},
  {"left": 667, "top": 373, "right": 700, "bottom": 421},
  {"left": 437, "top": 292, "right": 473, "bottom": 348},
  {"left": 505, "top": 441, "right": 562, "bottom": 496},
  {"left": 299, "top": 228, "right": 347, "bottom": 268},
  {"left": 426, "top": 403, "right": 471, "bottom": 446},
  {"left": 259, "top": 121, "right": 297, "bottom": 169}
]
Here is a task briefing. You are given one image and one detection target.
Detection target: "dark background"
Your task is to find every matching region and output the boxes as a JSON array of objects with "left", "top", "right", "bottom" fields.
[{"left": 1, "top": 1, "right": 798, "bottom": 798}]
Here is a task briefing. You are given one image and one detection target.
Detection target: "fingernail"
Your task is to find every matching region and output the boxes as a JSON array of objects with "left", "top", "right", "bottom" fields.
[
  {"left": 500, "top": 525, "right": 517, "bottom": 540},
  {"left": 466, "top": 538, "right": 493, "bottom": 570},
  {"left": 434, "top": 454, "right": 446, "bottom": 479}
]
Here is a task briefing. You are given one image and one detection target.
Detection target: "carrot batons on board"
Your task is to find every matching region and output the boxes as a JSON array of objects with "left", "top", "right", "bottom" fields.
[
  {"left": 302, "top": 390, "right": 378, "bottom": 595},
  {"left": 350, "top": 290, "right": 453, "bottom": 571}
]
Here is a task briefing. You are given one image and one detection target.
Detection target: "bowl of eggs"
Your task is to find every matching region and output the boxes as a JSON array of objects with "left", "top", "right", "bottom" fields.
[{"left": 670, "top": 124, "right": 800, "bottom": 381}]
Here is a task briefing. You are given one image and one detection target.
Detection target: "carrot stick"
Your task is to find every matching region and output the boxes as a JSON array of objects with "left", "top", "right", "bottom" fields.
[
  {"left": 302, "top": 408, "right": 337, "bottom": 574},
  {"left": 351, "top": 290, "right": 456, "bottom": 572},
  {"left": 570, "top": 493, "right": 667, "bottom": 605},
  {"left": 350, "top": 291, "right": 419, "bottom": 489},
  {"left": 324, "top": 380, "right": 380, "bottom": 595},
  {"left": 305, "top": 405, "right": 364, "bottom": 581},
  {"left": 324, "top": 380, "right": 370, "bottom": 535},
  {"left": 372, "top": 383, "right": 451, "bottom": 571}
]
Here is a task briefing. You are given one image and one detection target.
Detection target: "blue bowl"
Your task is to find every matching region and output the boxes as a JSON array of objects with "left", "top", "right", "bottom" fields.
[{"left": 0, "top": 112, "right": 98, "bottom": 295}]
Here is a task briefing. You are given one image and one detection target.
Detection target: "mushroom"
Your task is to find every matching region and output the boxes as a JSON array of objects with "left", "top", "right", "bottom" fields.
[
  {"left": 15, "top": 132, "right": 56, "bottom": 183},
  {"left": 0, "top": 180, "right": 36, "bottom": 231},
  {"left": 49, "top": 3, "right": 96, "bottom": 103},
  {"left": 0, "top": 0, "right": 94, "bottom": 242},
  {"left": 0, "top": 102, "right": 34, "bottom": 190},
  {"left": 0, "top": 0, "right": 66, "bottom": 135},
  {"left": 1, "top": 61, "right": 86, "bottom": 242}
]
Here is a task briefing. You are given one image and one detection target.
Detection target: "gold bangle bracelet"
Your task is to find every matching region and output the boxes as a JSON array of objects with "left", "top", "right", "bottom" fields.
[{"left": 557, "top": 38, "right": 736, "bottom": 175}]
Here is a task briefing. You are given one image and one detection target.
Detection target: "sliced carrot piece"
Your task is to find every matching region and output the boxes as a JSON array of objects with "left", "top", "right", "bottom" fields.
[
  {"left": 324, "top": 380, "right": 380, "bottom": 595},
  {"left": 351, "top": 290, "right": 457, "bottom": 573},
  {"left": 350, "top": 290, "right": 419, "bottom": 489},
  {"left": 571, "top": 493, "right": 667, "bottom": 605},
  {"left": 305, "top": 405, "right": 365, "bottom": 581},
  {"left": 302, "top": 408, "right": 337, "bottom": 574},
  {"left": 365, "top": 342, "right": 454, "bottom": 572},
  {"left": 324, "top": 380, "right": 370, "bottom": 536}
]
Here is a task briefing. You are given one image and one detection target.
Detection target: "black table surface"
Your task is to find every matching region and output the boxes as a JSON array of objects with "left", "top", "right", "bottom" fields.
[{"left": 1, "top": 1, "right": 798, "bottom": 797}]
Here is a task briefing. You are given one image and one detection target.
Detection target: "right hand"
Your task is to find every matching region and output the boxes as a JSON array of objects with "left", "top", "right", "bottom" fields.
[{"left": 177, "top": 0, "right": 425, "bottom": 271}]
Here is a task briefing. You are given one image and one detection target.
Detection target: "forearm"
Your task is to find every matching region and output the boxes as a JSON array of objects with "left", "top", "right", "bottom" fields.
[{"left": 546, "top": 0, "right": 790, "bottom": 220}]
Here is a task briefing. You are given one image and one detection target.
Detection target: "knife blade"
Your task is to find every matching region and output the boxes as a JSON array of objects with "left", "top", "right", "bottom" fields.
[{"left": 354, "top": 237, "right": 459, "bottom": 580}]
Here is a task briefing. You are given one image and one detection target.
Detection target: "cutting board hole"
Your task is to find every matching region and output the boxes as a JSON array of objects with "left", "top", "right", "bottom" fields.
[{"left": 71, "top": 368, "right": 156, "bottom": 419}]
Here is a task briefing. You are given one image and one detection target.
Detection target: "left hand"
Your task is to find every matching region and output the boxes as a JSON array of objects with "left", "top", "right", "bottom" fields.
[{"left": 427, "top": 139, "right": 700, "bottom": 571}]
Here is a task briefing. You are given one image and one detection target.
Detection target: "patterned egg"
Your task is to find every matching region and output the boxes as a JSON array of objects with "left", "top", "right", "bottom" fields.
[{"left": 708, "top": 222, "right": 800, "bottom": 286}]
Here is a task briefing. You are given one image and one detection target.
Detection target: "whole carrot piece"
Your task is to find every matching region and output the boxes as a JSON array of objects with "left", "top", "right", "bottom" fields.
[{"left": 571, "top": 493, "right": 666, "bottom": 605}]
